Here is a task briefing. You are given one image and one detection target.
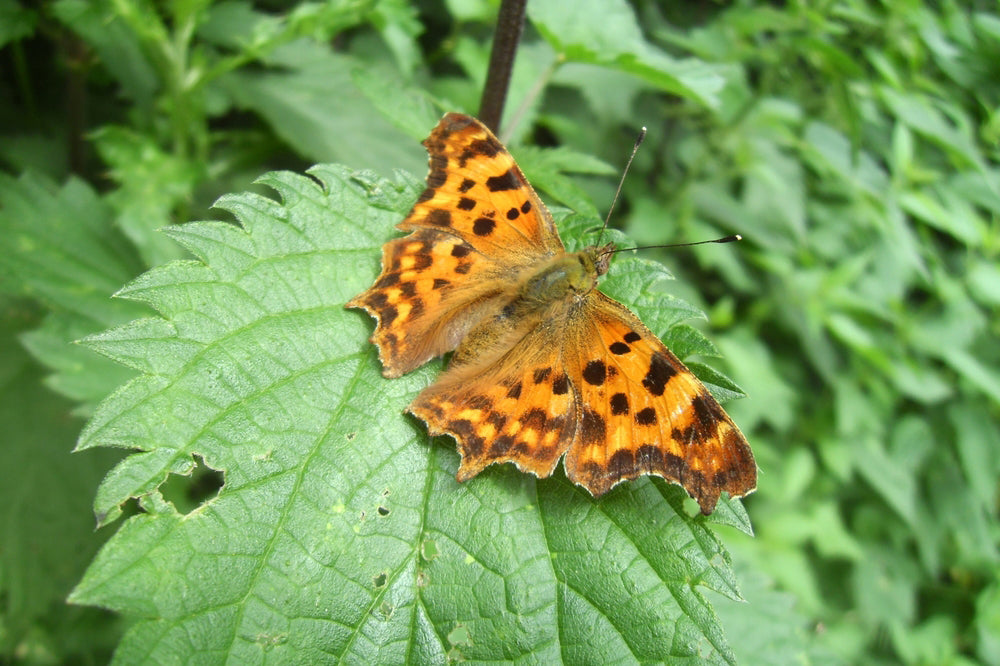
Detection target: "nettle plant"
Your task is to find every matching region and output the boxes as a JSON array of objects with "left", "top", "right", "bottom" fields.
[{"left": 3, "top": 0, "right": 997, "bottom": 663}]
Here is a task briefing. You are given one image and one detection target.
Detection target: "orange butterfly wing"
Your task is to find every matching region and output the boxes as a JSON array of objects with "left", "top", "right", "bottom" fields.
[
  {"left": 408, "top": 286, "right": 756, "bottom": 514},
  {"left": 408, "top": 311, "right": 581, "bottom": 482},
  {"left": 347, "top": 113, "right": 563, "bottom": 376},
  {"left": 563, "top": 293, "right": 757, "bottom": 513}
]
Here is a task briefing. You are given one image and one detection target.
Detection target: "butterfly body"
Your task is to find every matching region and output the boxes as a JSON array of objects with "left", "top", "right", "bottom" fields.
[
  {"left": 510, "top": 246, "right": 607, "bottom": 312},
  {"left": 348, "top": 113, "right": 756, "bottom": 514}
]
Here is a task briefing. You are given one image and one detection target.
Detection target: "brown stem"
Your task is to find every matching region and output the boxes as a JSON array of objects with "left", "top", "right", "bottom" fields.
[
  {"left": 63, "top": 33, "right": 90, "bottom": 175},
  {"left": 478, "top": 0, "right": 526, "bottom": 133}
]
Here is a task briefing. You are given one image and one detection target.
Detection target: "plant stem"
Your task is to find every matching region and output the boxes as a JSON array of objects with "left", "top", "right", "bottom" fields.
[{"left": 478, "top": 0, "right": 526, "bottom": 133}]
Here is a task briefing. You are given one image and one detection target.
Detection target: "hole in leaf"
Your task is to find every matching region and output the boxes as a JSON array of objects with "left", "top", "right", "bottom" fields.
[
  {"left": 103, "top": 497, "right": 142, "bottom": 525},
  {"left": 379, "top": 602, "right": 394, "bottom": 619},
  {"left": 373, "top": 572, "right": 387, "bottom": 589},
  {"left": 345, "top": 431, "right": 356, "bottom": 441},
  {"left": 447, "top": 624, "right": 471, "bottom": 647},
  {"left": 253, "top": 632, "right": 288, "bottom": 650},
  {"left": 421, "top": 539, "right": 440, "bottom": 561},
  {"left": 377, "top": 505, "right": 390, "bottom": 516},
  {"left": 159, "top": 454, "right": 224, "bottom": 514}
]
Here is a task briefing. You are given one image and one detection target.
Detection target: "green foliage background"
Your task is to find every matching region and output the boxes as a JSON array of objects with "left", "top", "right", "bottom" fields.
[{"left": 1, "top": 0, "right": 998, "bottom": 663}]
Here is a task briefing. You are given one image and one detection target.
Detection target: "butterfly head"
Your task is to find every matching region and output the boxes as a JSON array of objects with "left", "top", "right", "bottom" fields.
[{"left": 591, "top": 242, "right": 615, "bottom": 277}]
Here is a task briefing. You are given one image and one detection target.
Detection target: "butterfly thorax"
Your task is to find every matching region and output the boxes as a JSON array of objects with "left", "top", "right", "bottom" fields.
[
  {"left": 447, "top": 245, "right": 614, "bottom": 370},
  {"left": 517, "top": 243, "right": 615, "bottom": 310}
]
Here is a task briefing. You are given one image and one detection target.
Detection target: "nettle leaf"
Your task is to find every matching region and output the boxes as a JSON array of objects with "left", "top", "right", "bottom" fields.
[
  {"left": 528, "top": 0, "right": 727, "bottom": 110},
  {"left": 72, "top": 165, "right": 752, "bottom": 663},
  {"left": 0, "top": 172, "right": 149, "bottom": 412}
]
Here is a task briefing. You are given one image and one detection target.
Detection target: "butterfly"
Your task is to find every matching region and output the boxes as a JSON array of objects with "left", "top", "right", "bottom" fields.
[{"left": 347, "top": 113, "right": 756, "bottom": 514}]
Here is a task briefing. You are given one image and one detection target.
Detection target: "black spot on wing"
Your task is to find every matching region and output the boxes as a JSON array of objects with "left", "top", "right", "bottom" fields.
[
  {"left": 609, "top": 342, "right": 630, "bottom": 355},
  {"left": 427, "top": 155, "right": 448, "bottom": 188},
  {"left": 488, "top": 435, "right": 515, "bottom": 457},
  {"left": 460, "top": 137, "right": 503, "bottom": 167},
  {"left": 580, "top": 409, "right": 606, "bottom": 445},
  {"left": 408, "top": 298, "right": 424, "bottom": 319},
  {"left": 607, "top": 449, "right": 634, "bottom": 479},
  {"left": 487, "top": 411, "right": 507, "bottom": 431},
  {"left": 663, "top": 452, "right": 686, "bottom": 480},
  {"left": 473, "top": 217, "right": 496, "bottom": 236},
  {"left": 635, "top": 444, "right": 663, "bottom": 470},
  {"left": 691, "top": 393, "right": 723, "bottom": 429},
  {"left": 375, "top": 273, "right": 400, "bottom": 288},
  {"left": 610, "top": 393, "right": 629, "bottom": 415},
  {"left": 380, "top": 305, "right": 398, "bottom": 326},
  {"left": 427, "top": 209, "right": 452, "bottom": 226},
  {"left": 450, "top": 419, "right": 483, "bottom": 457},
  {"left": 522, "top": 408, "right": 547, "bottom": 431},
  {"left": 583, "top": 360, "right": 606, "bottom": 386},
  {"left": 642, "top": 353, "right": 676, "bottom": 396},
  {"left": 635, "top": 407, "right": 657, "bottom": 426},
  {"left": 486, "top": 168, "right": 520, "bottom": 192}
]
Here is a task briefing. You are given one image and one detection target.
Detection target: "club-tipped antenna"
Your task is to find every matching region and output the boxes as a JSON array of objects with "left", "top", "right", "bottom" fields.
[
  {"left": 605, "top": 234, "right": 743, "bottom": 256},
  {"left": 598, "top": 126, "right": 647, "bottom": 245}
]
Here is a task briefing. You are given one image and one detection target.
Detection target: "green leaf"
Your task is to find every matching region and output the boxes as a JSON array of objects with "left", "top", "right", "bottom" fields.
[
  {"left": 710, "top": 560, "right": 838, "bottom": 665},
  {"left": 879, "top": 87, "right": 984, "bottom": 170},
  {"left": 948, "top": 403, "right": 1000, "bottom": 511},
  {"left": 72, "top": 166, "right": 751, "bottom": 662},
  {"left": 351, "top": 65, "right": 442, "bottom": 142},
  {"left": 52, "top": 0, "right": 159, "bottom": 108},
  {"left": 0, "top": 301, "right": 124, "bottom": 660},
  {"left": 20, "top": 311, "right": 137, "bottom": 413},
  {"left": 0, "top": 172, "right": 150, "bottom": 411},
  {"left": 92, "top": 126, "right": 197, "bottom": 267},
  {"left": 0, "top": 0, "right": 36, "bottom": 47},
  {"left": 976, "top": 574, "right": 1000, "bottom": 665},
  {"left": 528, "top": 0, "right": 727, "bottom": 109},
  {"left": 219, "top": 41, "right": 425, "bottom": 174},
  {"left": 515, "top": 145, "right": 616, "bottom": 218}
]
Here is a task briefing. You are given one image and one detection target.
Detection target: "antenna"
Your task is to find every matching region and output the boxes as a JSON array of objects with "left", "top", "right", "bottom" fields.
[
  {"left": 597, "top": 126, "right": 646, "bottom": 245},
  {"left": 604, "top": 234, "right": 742, "bottom": 256},
  {"left": 596, "top": 126, "right": 742, "bottom": 255}
]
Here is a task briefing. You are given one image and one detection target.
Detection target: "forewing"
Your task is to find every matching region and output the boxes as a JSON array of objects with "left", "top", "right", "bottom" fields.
[
  {"left": 347, "top": 113, "right": 564, "bottom": 377},
  {"left": 405, "top": 113, "right": 564, "bottom": 256},
  {"left": 563, "top": 292, "right": 757, "bottom": 514},
  {"left": 346, "top": 229, "right": 508, "bottom": 376}
]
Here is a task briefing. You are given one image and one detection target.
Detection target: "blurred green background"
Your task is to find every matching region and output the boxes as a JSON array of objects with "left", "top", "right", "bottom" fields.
[{"left": 1, "top": 0, "right": 998, "bottom": 663}]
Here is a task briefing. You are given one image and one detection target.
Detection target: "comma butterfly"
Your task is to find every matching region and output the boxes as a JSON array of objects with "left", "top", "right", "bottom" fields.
[{"left": 347, "top": 113, "right": 756, "bottom": 514}]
